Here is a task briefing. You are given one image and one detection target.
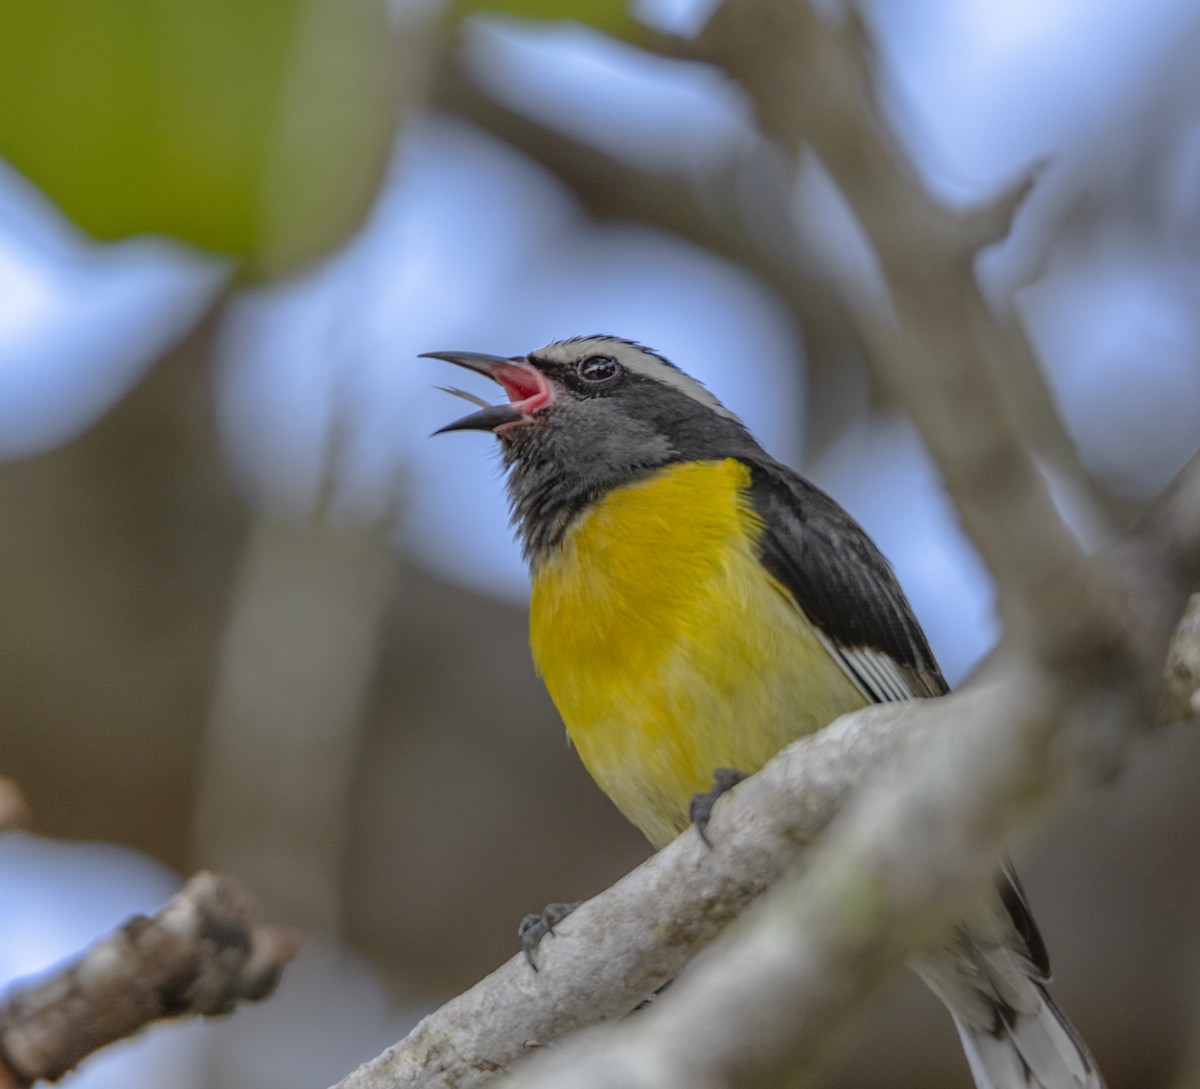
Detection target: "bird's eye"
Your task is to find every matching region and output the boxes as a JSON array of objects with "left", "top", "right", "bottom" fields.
[{"left": 577, "top": 355, "right": 621, "bottom": 383}]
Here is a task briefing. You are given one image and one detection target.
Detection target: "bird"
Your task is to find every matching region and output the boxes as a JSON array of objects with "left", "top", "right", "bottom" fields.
[{"left": 421, "top": 334, "right": 1104, "bottom": 1089}]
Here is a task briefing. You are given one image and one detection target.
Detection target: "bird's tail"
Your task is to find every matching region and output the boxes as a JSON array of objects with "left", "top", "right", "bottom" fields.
[
  {"left": 949, "top": 982, "right": 1102, "bottom": 1089},
  {"left": 912, "top": 936, "right": 1104, "bottom": 1089}
]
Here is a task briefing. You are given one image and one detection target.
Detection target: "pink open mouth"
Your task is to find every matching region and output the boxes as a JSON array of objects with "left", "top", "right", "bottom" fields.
[
  {"left": 491, "top": 361, "right": 552, "bottom": 416},
  {"left": 422, "top": 349, "right": 555, "bottom": 435}
]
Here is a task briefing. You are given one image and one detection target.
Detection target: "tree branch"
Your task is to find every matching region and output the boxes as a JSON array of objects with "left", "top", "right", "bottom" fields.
[
  {"left": 331, "top": 693, "right": 949, "bottom": 1089},
  {"left": 501, "top": 672, "right": 1092, "bottom": 1089},
  {"left": 0, "top": 872, "right": 303, "bottom": 1088},
  {"left": 688, "top": 0, "right": 1109, "bottom": 521}
]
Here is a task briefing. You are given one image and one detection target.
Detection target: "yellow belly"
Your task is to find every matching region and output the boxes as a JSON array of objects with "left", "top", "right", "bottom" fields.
[{"left": 529, "top": 458, "right": 867, "bottom": 848}]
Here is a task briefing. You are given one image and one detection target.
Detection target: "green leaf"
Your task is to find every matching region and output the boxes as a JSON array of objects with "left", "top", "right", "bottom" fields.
[{"left": 0, "top": 0, "right": 406, "bottom": 276}]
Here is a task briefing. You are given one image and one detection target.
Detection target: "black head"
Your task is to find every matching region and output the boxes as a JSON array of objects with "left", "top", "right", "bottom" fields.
[{"left": 420, "top": 335, "right": 764, "bottom": 562}]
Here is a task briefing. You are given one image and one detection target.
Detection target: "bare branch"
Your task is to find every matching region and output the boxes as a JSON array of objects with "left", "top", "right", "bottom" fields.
[
  {"left": 331, "top": 693, "right": 947, "bottom": 1089},
  {"left": 501, "top": 668, "right": 1102, "bottom": 1089},
  {"left": 960, "top": 164, "right": 1045, "bottom": 251},
  {"left": 0, "top": 872, "right": 303, "bottom": 1088},
  {"left": 690, "top": 0, "right": 1107, "bottom": 519}
]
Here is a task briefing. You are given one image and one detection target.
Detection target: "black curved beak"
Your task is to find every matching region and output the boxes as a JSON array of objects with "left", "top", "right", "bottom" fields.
[
  {"left": 419, "top": 350, "right": 546, "bottom": 434},
  {"left": 433, "top": 402, "right": 526, "bottom": 434},
  {"left": 420, "top": 350, "right": 520, "bottom": 380}
]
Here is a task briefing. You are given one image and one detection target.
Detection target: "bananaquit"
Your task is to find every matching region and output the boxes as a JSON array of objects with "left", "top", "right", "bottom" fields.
[{"left": 423, "top": 335, "right": 1103, "bottom": 1089}]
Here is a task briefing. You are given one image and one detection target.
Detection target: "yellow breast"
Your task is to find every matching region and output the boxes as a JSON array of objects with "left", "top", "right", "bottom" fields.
[{"left": 529, "top": 458, "right": 867, "bottom": 847}]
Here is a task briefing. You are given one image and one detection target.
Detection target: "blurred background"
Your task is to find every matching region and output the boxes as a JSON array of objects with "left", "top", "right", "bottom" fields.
[{"left": 1, "top": 0, "right": 1199, "bottom": 1086}]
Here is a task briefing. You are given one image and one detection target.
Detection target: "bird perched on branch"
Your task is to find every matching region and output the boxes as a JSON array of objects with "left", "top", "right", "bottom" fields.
[{"left": 422, "top": 335, "right": 1103, "bottom": 1089}]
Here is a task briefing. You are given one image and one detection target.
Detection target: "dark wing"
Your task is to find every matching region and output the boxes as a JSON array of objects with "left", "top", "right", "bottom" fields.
[
  {"left": 744, "top": 456, "right": 1050, "bottom": 976},
  {"left": 998, "top": 861, "right": 1051, "bottom": 978},
  {"left": 744, "top": 456, "right": 947, "bottom": 701}
]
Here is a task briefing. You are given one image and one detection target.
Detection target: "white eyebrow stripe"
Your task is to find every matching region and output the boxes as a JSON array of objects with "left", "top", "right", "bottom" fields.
[{"left": 533, "top": 336, "right": 742, "bottom": 422}]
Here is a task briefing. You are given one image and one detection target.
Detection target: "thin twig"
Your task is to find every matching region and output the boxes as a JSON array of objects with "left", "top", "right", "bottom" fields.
[{"left": 0, "top": 872, "right": 303, "bottom": 1088}]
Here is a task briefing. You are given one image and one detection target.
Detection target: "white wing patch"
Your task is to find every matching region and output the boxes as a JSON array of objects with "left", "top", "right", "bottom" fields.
[{"left": 815, "top": 630, "right": 921, "bottom": 703}]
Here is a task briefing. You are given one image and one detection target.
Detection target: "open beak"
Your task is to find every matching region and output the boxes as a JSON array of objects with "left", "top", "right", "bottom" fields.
[{"left": 419, "top": 350, "right": 553, "bottom": 434}]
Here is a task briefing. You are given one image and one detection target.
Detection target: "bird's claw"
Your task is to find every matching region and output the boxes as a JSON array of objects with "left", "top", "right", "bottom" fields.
[
  {"left": 519, "top": 900, "right": 582, "bottom": 971},
  {"left": 689, "top": 767, "right": 747, "bottom": 847}
]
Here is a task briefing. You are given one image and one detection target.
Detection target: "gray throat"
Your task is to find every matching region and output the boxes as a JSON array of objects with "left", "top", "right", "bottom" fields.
[{"left": 501, "top": 442, "right": 669, "bottom": 567}]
